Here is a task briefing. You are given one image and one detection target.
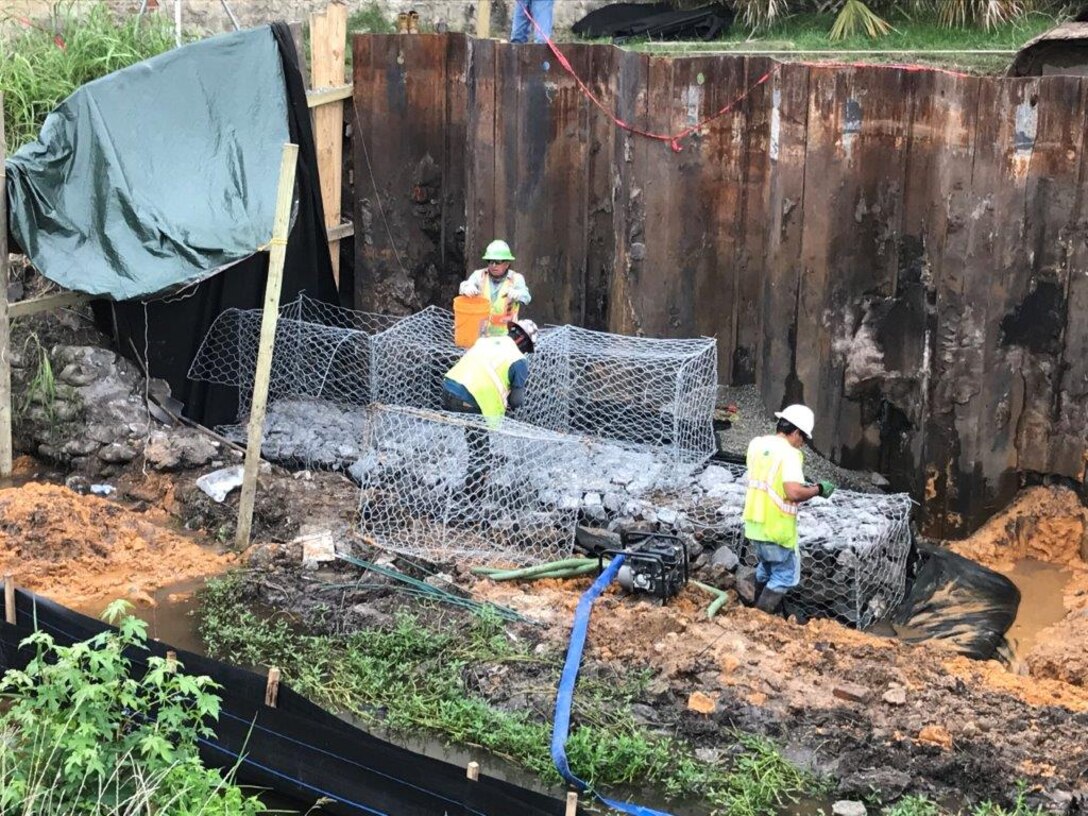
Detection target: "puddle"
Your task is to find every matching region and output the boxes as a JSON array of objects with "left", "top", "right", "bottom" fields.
[
  {"left": 1001, "top": 558, "right": 1071, "bottom": 672},
  {"left": 73, "top": 577, "right": 209, "bottom": 655}
]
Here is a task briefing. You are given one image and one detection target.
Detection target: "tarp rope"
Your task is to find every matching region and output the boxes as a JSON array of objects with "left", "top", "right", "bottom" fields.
[
  {"left": 550, "top": 554, "right": 676, "bottom": 816},
  {"left": 516, "top": 1, "right": 973, "bottom": 153}
]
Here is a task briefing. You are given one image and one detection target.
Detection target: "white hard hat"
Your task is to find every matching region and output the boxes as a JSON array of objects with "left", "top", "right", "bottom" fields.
[
  {"left": 510, "top": 318, "right": 539, "bottom": 351},
  {"left": 775, "top": 404, "right": 815, "bottom": 438}
]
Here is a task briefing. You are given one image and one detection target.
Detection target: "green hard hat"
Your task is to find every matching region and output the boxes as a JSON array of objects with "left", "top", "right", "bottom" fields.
[{"left": 482, "top": 239, "right": 515, "bottom": 262}]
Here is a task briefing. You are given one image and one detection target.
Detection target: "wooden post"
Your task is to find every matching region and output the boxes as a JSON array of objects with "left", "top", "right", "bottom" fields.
[
  {"left": 165, "top": 650, "right": 178, "bottom": 672},
  {"left": 466, "top": 761, "right": 479, "bottom": 781},
  {"left": 565, "top": 791, "right": 578, "bottom": 816},
  {"left": 4, "top": 574, "right": 15, "bottom": 625},
  {"left": 0, "top": 93, "right": 12, "bottom": 479},
  {"left": 476, "top": 0, "right": 491, "bottom": 38},
  {"left": 265, "top": 666, "right": 281, "bottom": 707},
  {"left": 234, "top": 143, "right": 299, "bottom": 551},
  {"left": 310, "top": 1, "right": 347, "bottom": 289}
]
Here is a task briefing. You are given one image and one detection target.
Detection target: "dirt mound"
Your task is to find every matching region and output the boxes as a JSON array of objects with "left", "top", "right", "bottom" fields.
[
  {"left": 0, "top": 481, "right": 235, "bottom": 607},
  {"left": 948, "top": 485, "right": 1088, "bottom": 571}
]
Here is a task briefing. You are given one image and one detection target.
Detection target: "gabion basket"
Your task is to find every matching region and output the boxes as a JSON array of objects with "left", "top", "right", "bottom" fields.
[
  {"left": 370, "top": 306, "right": 464, "bottom": 411},
  {"left": 668, "top": 462, "right": 912, "bottom": 628},
  {"left": 356, "top": 405, "right": 581, "bottom": 566},
  {"left": 520, "top": 325, "right": 718, "bottom": 480}
]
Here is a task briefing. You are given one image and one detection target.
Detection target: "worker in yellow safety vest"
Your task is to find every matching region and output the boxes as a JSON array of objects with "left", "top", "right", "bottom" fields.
[
  {"left": 742, "top": 404, "right": 836, "bottom": 615},
  {"left": 458, "top": 240, "right": 532, "bottom": 338},
  {"left": 441, "top": 319, "right": 540, "bottom": 497}
]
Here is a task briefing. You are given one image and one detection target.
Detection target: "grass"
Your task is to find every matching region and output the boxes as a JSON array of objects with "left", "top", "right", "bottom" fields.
[
  {"left": 0, "top": 2, "right": 176, "bottom": 153},
  {"left": 593, "top": 11, "right": 1061, "bottom": 73},
  {"left": 884, "top": 789, "right": 1047, "bottom": 816},
  {"left": 199, "top": 573, "right": 820, "bottom": 813}
]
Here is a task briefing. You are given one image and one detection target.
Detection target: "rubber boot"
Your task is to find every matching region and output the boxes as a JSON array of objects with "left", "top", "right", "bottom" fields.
[
  {"left": 755, "top": 588, "right": 786, "bottom": 615},
  {"left": 408, "top": 10, "right": 420, "bottom": 33},
  {"left": 396, "top": 12, "right": 410, "bottom": 34}
]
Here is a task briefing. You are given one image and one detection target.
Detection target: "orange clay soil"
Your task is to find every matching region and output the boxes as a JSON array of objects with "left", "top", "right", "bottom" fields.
[
  {"left": 0, "top": 481, "right": 236, "bottom": 608},
  {"left": 946, "top": 485, "right": 1088, "bottom": 687}
]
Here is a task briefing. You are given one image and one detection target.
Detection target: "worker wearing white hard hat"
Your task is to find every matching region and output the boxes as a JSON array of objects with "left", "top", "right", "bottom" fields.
[
  {"left": 458, "top": 240, "right": 532, "bottom": 338},
  {"left": 740, "top": 403, "right": 836, "bottom": 615}
]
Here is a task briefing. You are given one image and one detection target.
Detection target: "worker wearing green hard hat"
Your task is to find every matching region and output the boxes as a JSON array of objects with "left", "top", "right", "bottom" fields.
[{"left": 459, "top": 239, "right": 532, "bottom": 338}]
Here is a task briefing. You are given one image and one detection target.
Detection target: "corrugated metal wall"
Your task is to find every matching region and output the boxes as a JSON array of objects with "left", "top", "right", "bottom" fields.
[{"left": 351, "top": 34, "right": 1088, "bottom": 537}]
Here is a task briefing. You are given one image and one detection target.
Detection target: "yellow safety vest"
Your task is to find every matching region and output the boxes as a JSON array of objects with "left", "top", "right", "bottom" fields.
[
  {"left": 743, "top": 435, "right": 802, "bottom": 549},
  {"left": 446, "top": 336, "right": 524, "bottom": 419},
  {"left": 482, "top": 272, "right": 521, "bottom": 336}
]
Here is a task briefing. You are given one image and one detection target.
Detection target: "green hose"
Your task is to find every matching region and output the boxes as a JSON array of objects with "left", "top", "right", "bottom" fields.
[{"left": 691, "top": 580, "right": 729, "bottom": 619}]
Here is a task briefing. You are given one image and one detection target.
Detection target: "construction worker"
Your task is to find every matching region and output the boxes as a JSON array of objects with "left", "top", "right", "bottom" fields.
[
  {"left": 442, "top": 319, "right": 539, "bottom": 497},
  {"left": 742, "top": 404, "right": 836, "bottom": 615},
  {"left": 459, "top": 240, "right": 531, "bottom": 338}
]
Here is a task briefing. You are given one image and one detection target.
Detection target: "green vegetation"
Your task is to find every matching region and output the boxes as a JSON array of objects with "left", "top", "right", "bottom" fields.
[
  {"left": 0, "top": 600, "right": 264, "bottom": 815},
  {"left": 200, "top": 573, "right": 819, "bottom": 813},
  {"left": 348, "top": 3, "right": 396, "bottom": 35},
  {"left": 0, "top": 3, "right": 175, "bottom": 153},
  {"left": 883, "top": 788, "right": 1047, "bottom": 816}
]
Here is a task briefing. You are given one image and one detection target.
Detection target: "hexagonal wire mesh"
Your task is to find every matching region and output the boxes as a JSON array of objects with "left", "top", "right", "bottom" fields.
[
  {"left": 656, "top": 462, "right": 912, "bottom": 628},
  {"left": 355, "top": 405, "right": 582, "bottom": 565},
  {"left": 520, "top": 325, "right": 718, "bottom": 481}
]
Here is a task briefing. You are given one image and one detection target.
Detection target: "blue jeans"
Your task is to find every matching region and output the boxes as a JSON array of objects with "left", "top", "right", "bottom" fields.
[
  {"left": 510, "top": 0, "right": 554, "bottom": 44},
  {"left": 753, "top": 540, "right": 801, "bottom": 592}
]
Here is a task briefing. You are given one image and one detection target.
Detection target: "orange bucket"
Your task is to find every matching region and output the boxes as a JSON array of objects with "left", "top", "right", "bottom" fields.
[{"left": 453, "top": 296, "right": 490, "bottom": 348}]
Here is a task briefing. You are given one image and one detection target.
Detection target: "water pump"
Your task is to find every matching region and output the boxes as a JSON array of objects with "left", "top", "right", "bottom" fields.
[{"left": 606, "top": 531, "right": 690, "bottom": 601}]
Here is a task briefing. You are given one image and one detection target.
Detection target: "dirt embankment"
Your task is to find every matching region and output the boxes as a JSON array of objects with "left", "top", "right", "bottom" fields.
[
  {"left": 0, "top": 477, "right": 235, "bottom": 608},
  {"left": 948, "top": 486, "right": 1088, "bottom": 689}
]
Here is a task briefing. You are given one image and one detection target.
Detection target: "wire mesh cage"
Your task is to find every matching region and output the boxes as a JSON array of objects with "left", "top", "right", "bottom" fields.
[
  {"left": 355, "top": 405, "right": 581, "bottom": 565},
  {"left": 661, "top": 462, "right": 912, "bottom": 628},
  {"left": 370, "top": 306, "right": 465, "bottom": 411},
  {"left": 520, "top": 325, "right": 718, "bottom": 480}
]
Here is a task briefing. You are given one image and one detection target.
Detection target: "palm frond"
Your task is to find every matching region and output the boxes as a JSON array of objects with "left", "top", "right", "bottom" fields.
[{"left": 829, "top": 0, "right": 893, "bottom": 40}]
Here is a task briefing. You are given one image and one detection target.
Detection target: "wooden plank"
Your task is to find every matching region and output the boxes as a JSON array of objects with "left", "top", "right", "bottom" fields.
[
  {"left": 0, "top": 95, "right": 10, "bottom": 477},
  {"left": 583, "top": 44, "right": 618, "bottom": 329},
  {"left": 8, "top": 290, "right": 91, "bottom": 319},
  {"left": 306, "top": 83, "right": 353, "bottom": 108},
  {"left": 760, "top": 62, "right": 811, "bottom": 414},
  {"left": 732, "top": 56, "right": 774, "bottom": 387},
  {"left": 464, "top": 37, "right": 497, "bottom": 273},
  {"left": 476, "top": 0, "right": 491, "bottom": 38},
  {"left": 441, "top": 35, "right": 469, "bottom": 306},
  {"left": 1014, "top": 76, "right": 1087, "bottom": 480},
  {"left": 235, "top": 143, "right": 299, "bottom": 551},
  {"left": 311, "top": 2, "right": 348, "bottom": 288},
  {"left": 352, "top": 32, "right": 378, "bottom": 311}
]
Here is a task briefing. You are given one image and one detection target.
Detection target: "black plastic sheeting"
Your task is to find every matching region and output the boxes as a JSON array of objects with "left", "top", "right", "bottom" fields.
[
  {"left": 889, "top": 543, "right": 1021, "bottom": 660},
  {"left": 0, "top": 588, "right": 577, "bottom": 816},
  {"left": 6, "top": 27, "right": 291, "bottom": 300},
  {"left": 572, "top": 2, "right": 735, "bottom": 42},
  {"left": 93, "top": 23, "right": 339, "bottom": 429}
]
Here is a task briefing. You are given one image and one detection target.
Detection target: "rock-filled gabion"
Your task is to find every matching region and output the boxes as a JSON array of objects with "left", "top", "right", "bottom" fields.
[
  {"left": 520, "top": 325, "right": 718, "bottom": 480},
  {"left": 656, "top": 462, "right": 912, "bottom": 628},
  {"left": 355, "top": 405, "right": 582, "bottom": 565}
]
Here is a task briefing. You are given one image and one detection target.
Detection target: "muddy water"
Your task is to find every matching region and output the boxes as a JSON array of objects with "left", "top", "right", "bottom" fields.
[
  {"left": 73, "top": 577, "right": 208, "bottom": 654},
  {"left": 1001, "top": 558, "right": 1071, "bottom": 673}
]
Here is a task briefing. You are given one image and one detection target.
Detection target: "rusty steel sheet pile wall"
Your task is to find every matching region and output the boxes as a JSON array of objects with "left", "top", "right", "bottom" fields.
[{"left": 351, "top": 33, "right": 1088, "bottom": 538}]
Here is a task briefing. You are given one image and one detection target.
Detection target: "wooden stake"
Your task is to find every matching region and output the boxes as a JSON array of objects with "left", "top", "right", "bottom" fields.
[
  {"left": 476, "top": 0, "right": 491, "bottom": 38},
  {"left": 234, "top": 143, "right": 299, "bottom": 551},
  {"left": 0, "top": 92, "right": 12, "bottom": 479},
  {"left": 4, "top": 574, "right": 15, "bottom": 626},
  {"left": 165, "top": 650, "right": 178, "bottom": 672},
  {"left": 466, "top": 761, "right": 479, "bottom": 781},
  {"left": 265, "top": 666, "right": 281, "bottom": 707},
  {"left": 565, "top": 791, "right": 578, "bottom": 816},
  {"left": 310, "top": 1, "right": 347, "bottom": 289}
]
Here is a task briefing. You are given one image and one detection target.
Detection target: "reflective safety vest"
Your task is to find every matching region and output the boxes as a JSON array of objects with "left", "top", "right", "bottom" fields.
[
  {"left": 482, "top": 272, "right": 521, "bottom": 336},
  {"left": 445, "top": 336, "right": 524, "bottom": 419},
  {"left": 743, "top": 435, "right": 802, "bottom": 549}
]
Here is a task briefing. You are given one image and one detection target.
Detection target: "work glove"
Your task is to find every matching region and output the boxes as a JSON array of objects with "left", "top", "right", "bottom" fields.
[
  {"left": 507, "top": 387, "right": 525, "bottom": 410},
  {"left": 817, "top": 480, "right": 836, "bottom": 499},
  {"left": 459, "top": 279, "right": 480, "bottom": 297}
]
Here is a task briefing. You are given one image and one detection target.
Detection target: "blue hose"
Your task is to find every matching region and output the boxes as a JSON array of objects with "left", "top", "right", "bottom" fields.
[{"left": 550, "top": 554, "right": 677, "bottom": 816}]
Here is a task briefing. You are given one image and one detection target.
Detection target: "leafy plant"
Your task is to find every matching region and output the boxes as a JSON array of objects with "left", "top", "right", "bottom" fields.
[
  {"left": 348, "top": 3, "right": 395, "bottom": 35},
  {"left": 885, "top": 794, "right": 943, "bottom": 816},
  {"left": 829, "top": 0, "right": 894, "bottom": 39},
  {"left": 0, "top": 3, "right": 175, "bottom": 153},
  {"left": 0, "top": 600, "right": 264, "bottom": 815}
]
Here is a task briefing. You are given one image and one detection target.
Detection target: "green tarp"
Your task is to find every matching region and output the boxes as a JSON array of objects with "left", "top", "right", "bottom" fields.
[{"left": 4, "top": 26, "right": 291, "bottom": 300}]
